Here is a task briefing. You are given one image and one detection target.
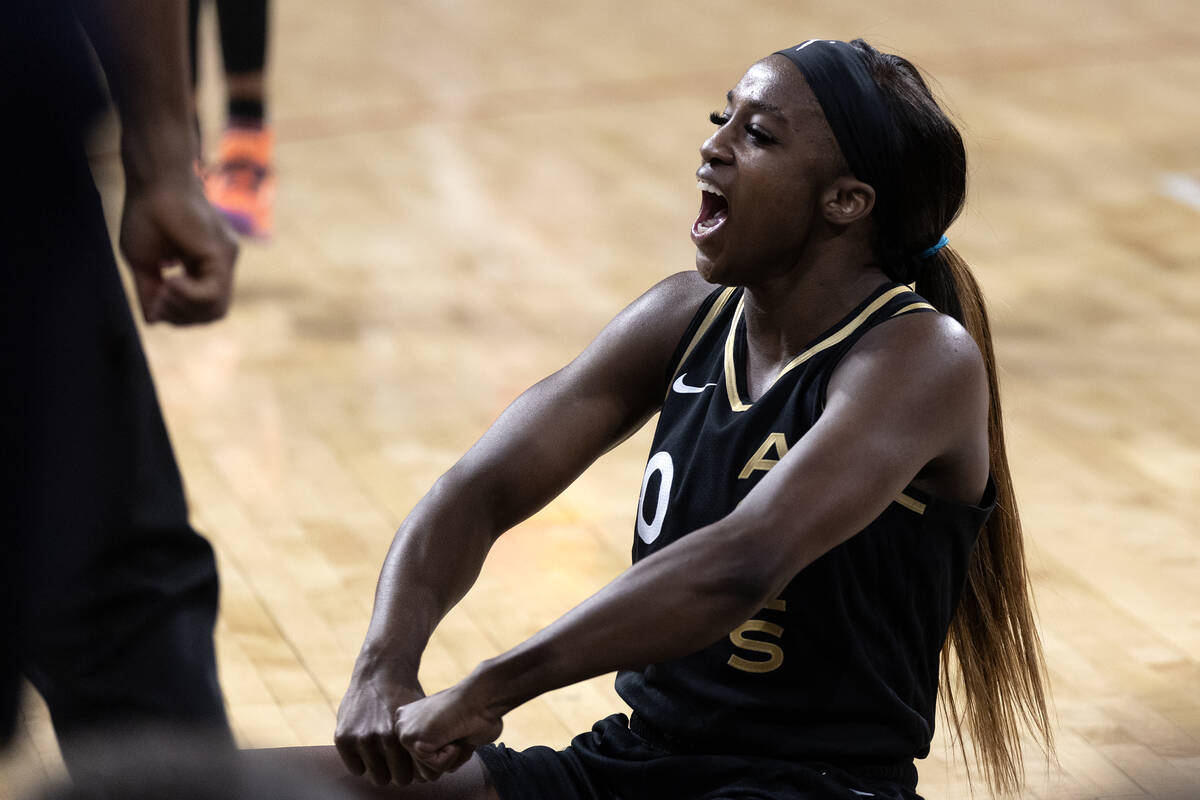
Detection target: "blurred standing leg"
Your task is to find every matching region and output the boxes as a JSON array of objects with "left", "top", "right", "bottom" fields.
[
  {"left": 195, "top": 0, "right": 276, "bottom": 239},
  {"left": 7, "top": 134, "right": 232, "bottom": 772},
  {"left": 1, "top": 0, "right": 233, "bottom": 770}
]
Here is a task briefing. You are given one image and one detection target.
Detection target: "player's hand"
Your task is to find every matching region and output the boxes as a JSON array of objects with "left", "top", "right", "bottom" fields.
[
  {"left": 394, "top": 679, "right": 504, "bottom": 783},
  {"left": 119, "top": 170, "right": 238, "bottom": 325},
  {"left": 334, "top": 665, "right": 425, "bottom": 787}
]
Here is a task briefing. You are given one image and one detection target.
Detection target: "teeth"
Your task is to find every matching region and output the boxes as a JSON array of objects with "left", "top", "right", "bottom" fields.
[{"left": 696, "top": 179, "right": 724, "bottom": 198}]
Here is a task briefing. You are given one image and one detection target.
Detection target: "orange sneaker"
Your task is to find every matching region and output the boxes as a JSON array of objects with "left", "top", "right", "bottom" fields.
[{"left": 204, "top": 125, "right": 275, "bottom": 239}]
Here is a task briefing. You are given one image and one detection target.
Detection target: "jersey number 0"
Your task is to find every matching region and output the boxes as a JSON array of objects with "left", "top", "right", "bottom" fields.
[{"left": 636, "top": 451, "right": 674, "bottom": 544}]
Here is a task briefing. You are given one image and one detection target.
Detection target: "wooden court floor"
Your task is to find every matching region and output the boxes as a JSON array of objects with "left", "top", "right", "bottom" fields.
[{"left": 4, "top": 0, "right": 1199, "bottom": 797}]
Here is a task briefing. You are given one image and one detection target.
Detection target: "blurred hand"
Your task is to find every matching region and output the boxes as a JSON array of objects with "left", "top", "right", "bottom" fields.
[
  {"left": 334, "top": 668, "right": 425, "bottom": 787},
  {"left": 394, "top": 680, "right": 503, "bottom": 783},
  {"left": 119, "top": 172, "right": 237, "bottom": 325}
]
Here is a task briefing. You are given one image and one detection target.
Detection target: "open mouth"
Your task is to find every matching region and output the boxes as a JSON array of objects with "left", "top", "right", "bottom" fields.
[{"left": 693, "top": 180, "right": 729, "bottom": 235}]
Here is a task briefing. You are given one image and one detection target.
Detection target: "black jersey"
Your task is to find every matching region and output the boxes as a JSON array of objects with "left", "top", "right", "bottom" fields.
[{"left": 614, "top": 282, "right": 995, "bottom": 771}]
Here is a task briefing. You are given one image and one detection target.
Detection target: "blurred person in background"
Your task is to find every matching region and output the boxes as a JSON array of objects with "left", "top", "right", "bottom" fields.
[
  {"left": 189, "top": 0, "right": 276, "bottom": 240},
  {"left": 1, "top": 0, "right": 237, "bottom": 773},
  {"left": 27, "top": 729, "right": 354, "bottom": 800}
]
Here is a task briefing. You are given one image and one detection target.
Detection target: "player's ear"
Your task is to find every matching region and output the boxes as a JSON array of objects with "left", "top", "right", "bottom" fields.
[{"left": 821, "top": 177, "right": 875, "bottom": 225}]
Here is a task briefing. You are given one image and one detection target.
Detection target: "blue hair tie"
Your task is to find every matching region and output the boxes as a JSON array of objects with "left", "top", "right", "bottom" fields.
[{"left": 920, "top": 234, "right": 949, "bottom": 259}]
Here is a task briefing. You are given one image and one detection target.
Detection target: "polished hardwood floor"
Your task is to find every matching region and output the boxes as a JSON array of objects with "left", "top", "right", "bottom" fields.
[{"left": 4, "top": 0, "right": 1200, "bottom": 797}]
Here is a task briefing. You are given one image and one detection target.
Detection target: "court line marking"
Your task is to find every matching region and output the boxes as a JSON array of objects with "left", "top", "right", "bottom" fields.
[{"left": 1159, "top": 173, "right": 1200, "bottom": 213}]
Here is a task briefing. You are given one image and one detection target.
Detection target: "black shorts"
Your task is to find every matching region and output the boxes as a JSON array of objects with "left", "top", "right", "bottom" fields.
[{"left": 475, "top": 714, "right": 922, "bottom": 800}]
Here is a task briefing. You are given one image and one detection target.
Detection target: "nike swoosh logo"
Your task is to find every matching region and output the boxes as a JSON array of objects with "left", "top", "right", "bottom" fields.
[{"left": 672, "top": 373, "right": 718, "bottom": 394}]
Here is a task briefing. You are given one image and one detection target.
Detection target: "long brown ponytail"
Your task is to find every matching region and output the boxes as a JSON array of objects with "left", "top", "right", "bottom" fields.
[
  {"left": 847, "top": 39, "right": 1054, "bottom": 794},
  {"left": 920, "top": 246, "right": 1053, "bottom": 795}
]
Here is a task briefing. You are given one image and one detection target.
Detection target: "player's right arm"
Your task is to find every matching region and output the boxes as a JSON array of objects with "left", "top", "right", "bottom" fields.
[
  {"left": 334, "top": 269, "right": 713, "bottom": 786},
  {"left": 72, "top": 0, "right": 238, "bottom": 324}
]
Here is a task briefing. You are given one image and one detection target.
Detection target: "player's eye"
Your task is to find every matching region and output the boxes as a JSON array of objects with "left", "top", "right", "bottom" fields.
[{"left": 744, "top": 124, "right": 777, "bottom": 145}]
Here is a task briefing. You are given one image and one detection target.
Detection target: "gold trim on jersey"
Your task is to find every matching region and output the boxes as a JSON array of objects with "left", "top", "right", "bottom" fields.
[
  {"left": 894, "top": 491, "right": 928, "bottom": 515},
  {"left": 665, "top": 287, "right": 738, "bottom": 400},
  {"left": 723, "top": 298, "right": 750, "bottom": 411},
  {"left": 723, "top": 286, "right": 912, "bottom": 412},
  {"left": 891, "top": 301, "right": 936, "bottom": 317}
]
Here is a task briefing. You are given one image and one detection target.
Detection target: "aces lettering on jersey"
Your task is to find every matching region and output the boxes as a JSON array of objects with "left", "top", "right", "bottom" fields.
[
  {"left": 638, "top": 432, "right": 791, "bottom": 542},
  {"left": 738, "top": 432, "right": 790, "bottom": 479},
  {"left": 728, "top": 598, "right": 786, "bottom": 673},
  {"left": 730, "top": 433, "right": 791, "bottom": 673},
  {"left": 637, "top": 433, "right": 793, "bottom": 673},
  {"left": 635, "top": 451, "right": 788, "bottom": 672}
]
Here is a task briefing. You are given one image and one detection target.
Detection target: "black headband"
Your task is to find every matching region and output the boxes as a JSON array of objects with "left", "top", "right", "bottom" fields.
[{"left": 773, "top": 40, "right": 896, "bottom": 215}]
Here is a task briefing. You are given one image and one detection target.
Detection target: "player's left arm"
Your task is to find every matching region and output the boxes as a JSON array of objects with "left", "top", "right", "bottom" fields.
[{"left": 395, "top": 312, "right": 988, "bottom": 779}]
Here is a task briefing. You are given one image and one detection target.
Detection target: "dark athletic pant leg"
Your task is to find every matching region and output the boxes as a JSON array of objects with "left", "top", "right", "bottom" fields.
[
  {"left": 216, "top": 0, "right": 269, "bottom": 76},
  {"left": 188, "top": 0, "right": 268, "bottom": 83},
  {"left": 188, "top": 0, "right": 202, "bottom": 89},
  {"left": 2, "top": 134, "right": 230, "bottom": 767}
]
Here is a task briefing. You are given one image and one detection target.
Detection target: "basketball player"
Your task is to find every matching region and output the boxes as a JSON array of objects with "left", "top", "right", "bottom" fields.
[{"left": 309, "top": 39, "right": 1052, "bottom": 799}]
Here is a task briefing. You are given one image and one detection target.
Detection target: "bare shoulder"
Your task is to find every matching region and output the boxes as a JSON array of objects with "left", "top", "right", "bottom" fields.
[
  {"left": 626, "top": 270, "right": 718, "bottom": 331},
  {"left": 593, "top": 271, "right": 719, "bottom": 364},
  {"left": 844, "top": 310, "right": 983, "bottom": 378},
  {"left": 825, "top": 310, "right": 989, "bottom": 500},
  {"left": 828, "top": 310, "right": 987, "bottom": 415},
  {"left": 559, "top": 270, "right": 718, "bottom": 404},
  {"left": 575, "top": 270, "right": 715, "bottom": 350}
]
